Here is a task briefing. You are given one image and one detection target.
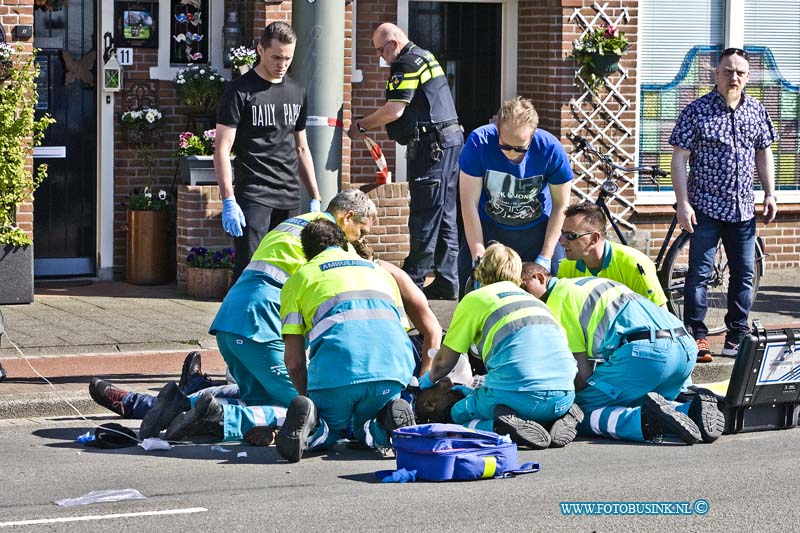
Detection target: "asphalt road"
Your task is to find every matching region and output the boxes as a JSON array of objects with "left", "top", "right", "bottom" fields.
[{"left": 1, "top": 415, "right": 798, "bottom": 531}]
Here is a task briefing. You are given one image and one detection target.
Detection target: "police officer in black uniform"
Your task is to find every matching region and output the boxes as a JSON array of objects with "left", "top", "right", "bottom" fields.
[{"left": 348, "top": 23, "right": 463, "bottom": 300}]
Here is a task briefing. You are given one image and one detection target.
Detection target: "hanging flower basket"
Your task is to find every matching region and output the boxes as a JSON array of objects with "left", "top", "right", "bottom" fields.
[
  {"left": 589, "top": 51, "right": 622, "bottom": 77},
  {"left": 127, "top": 124, "right": 163, "bottom": 145},
  {"left": 570, "top": 24, "right": 629, "bottom": 90}
]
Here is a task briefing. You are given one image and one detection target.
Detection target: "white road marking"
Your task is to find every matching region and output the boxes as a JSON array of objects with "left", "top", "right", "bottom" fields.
[{"left": 0, "top": 507, "right": 208, "bottom": 527}]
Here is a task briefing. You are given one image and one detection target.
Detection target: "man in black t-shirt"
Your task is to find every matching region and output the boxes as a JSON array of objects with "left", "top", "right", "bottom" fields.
[
  {"left": 215, "top": 21, "right": 321, "bottom": 279},
  {"left": 347, "top": 23, "right": 463, "bottom": 301}
]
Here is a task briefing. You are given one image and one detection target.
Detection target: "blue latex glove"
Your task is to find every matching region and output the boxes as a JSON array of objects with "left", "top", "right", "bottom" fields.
[
  {"left": 451, "top": 385, "right": 474, "bottom": 397},
  {"left": 379, "top": 468, "right": 417, "bottom": 483},
  {"left": 534, "top": 254, "right": 551, "bottom": 271},
  {"left": 417, "top": 371, "right": 436, "bottom": 390},
  {"left": 222, "top": 198, "right": 246, "bottom": 237},
  {"left": 309, "top": 198, "right": 321, "bottom": 213}
]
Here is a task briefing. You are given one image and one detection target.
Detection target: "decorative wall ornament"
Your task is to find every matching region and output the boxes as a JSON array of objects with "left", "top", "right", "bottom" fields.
[
  {"left": 62, "top": 49, "right": 96, "bottom": 87},
  {"left": 171, "top": 0, "right": 209, "bottom": 65}
]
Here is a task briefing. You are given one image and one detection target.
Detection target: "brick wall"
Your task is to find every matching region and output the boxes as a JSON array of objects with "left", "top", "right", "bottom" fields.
[
  {"left": 350, "top": 2, "right": 411, "bottom": 265},
  {"left": 175, "top": 185, "right": 229, "bottom": 287},
  {"left": 632, "top": 205, "right": 800, "bottom": 270},
  {"left": 3, "top": 0, "right": 35, "bottom": 239}
]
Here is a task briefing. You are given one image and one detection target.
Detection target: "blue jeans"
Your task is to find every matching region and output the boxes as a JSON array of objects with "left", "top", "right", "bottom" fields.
[
  {"left": 457, "top": 218, "right": 565, "bottom": 298},
  {"left": 122, "top": 382, "right": 240, "bottom": 420},
  {"left": 684, "top": 210, "right": 756, "bottom": 340}
]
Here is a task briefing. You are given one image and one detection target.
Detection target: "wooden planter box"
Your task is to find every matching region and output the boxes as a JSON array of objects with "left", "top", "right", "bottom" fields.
[
  {"left": 186, "top": 266, "right": 232, "bottom": 300},
  {"left": 126, "top": 210, "right": 170, "bottom": 285},
  {"left": 0, "top": 244, "right": 33, "bottom": 304}
]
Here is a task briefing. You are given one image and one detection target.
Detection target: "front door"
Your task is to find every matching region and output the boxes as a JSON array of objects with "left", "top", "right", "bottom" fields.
[
  {"left": 409, "top": 1, "right": 502, "bottom": 136},
  {"left": 32, "top": 0, "right": 97, "bottom": 277}
]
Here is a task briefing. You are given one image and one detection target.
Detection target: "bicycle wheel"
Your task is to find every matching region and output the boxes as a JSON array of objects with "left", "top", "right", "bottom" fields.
[{"left": 661, "top": 233, "right": 761, "bottom": 336}]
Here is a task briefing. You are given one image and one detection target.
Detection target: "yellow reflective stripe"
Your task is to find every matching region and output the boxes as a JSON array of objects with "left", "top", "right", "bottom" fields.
[
  {"left": 481, "top": 456, "right": 497, "bottom": 478},
  {"left": 394, "top": 79, "right": 419, "bottom": 90},
  {"left": 419, "top": 65, "right": 445, "bottom": 84}
]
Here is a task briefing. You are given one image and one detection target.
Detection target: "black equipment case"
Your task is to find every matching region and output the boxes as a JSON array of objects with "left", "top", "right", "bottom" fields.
[{"left": 722, "top": 320, "right": 800, "bottom": 434}]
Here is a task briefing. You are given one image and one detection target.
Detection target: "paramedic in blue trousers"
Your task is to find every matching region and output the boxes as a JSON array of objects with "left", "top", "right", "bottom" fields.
[
  {"left": 276, "top": 219, "right": 417, "bottom": 462},
  {"left": 134, "top": 191, "right": 378, "bottom": 442},
  {"left": 418, "top": 242, "right": 583, "bottom": 449},
  {"left": 521, "top": 263, "right": 725, "bottom": 445},
  {"left": 348, "top": 22, "right": 463, "bottom": 301}
]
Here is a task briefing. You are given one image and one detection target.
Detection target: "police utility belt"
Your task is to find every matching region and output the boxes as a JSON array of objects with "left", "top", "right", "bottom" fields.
[{"left": 406, "top": 119, "right": 462, "bottom": 163}]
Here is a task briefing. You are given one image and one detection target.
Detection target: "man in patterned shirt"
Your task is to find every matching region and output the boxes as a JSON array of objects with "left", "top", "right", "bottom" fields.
[{"left": 669, "top": 47, "right": 778, "bottom": 362}]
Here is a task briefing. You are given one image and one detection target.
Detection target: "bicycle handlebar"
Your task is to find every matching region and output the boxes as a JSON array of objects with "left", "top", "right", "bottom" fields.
[{"left": 568, "top": 134, "right": 668, "bottom": 186}]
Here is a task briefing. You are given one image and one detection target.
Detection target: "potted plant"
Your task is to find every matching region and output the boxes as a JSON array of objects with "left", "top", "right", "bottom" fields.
[
  {"left": 174, "top": 65, "right": 227, "bottom": 115},
  {"left": 175, "top": 128, "right": 237, "bottom": 186},
  {"left": 570, "top": 24, "right": 630, "bottom": 90},
  {"left": 230, "top": 46, "right": 258, "bottom": 76},
  {"left": 0, "top": 44, "right": 55, "bottom": 304},
  {"left": 185, "top": 246, "right": 235, "bottom": 299},
  {"left": 121, "top": 107, "right": 164, "bottom": 144},
  {"left": 177, "top": 129, "right": 215, "bottom": 185},
  {"left": 125, "top": 187, "right": 170, "bottom": 285}
]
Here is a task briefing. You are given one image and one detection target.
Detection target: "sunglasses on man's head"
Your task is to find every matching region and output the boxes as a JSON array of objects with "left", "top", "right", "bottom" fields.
[
  {"left": 721, "top": 47, "right": 749, "bottom": 61},
  {"left": 560, "top": 230, "right": 593, "bottom": 241}
]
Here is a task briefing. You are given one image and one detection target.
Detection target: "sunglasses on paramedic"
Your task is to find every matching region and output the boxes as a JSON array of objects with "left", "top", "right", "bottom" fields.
[{"left": 560, "top": 230, "right": 593, "bottom": 241}]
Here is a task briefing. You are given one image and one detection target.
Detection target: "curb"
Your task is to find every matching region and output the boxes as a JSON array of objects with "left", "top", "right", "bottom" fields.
[{"left": 0, "top": 391, "right": 105, "bottom": 420}]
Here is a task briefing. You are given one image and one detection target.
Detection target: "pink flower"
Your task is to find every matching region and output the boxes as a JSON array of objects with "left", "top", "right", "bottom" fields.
[
  {"left": 203, "top": 129, "right": 216, "bottom": 140},
  {"left": 604, "top": 24, "right": 618, "bottom": 38}
]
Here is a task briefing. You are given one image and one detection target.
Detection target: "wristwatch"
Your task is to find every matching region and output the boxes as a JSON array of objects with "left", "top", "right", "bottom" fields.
[
  {"left": 356, "top": 121, "right": 367, "bottom": 134},
  {"left": 765, "top": 192, "right": 777, "bottom": 202}
]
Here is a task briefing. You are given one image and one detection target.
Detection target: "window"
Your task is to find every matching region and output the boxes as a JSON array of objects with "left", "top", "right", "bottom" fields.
[
  {"left": 744, "top": 0, "right": 800, "bottom": 192},
  {"left": 638, "top": 0, "right": 800, "bottom": 194},
  {"left": 638, "top": 0, "right": 723, "bottom": 191}
]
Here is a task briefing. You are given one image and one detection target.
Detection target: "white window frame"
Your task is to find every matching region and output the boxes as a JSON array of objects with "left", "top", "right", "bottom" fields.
[
  {"left": 635, "top": 0, "right": 799, "bottom": 205},
  {"left": 149, "top": 0, "right": 227, "bottom": 80}
]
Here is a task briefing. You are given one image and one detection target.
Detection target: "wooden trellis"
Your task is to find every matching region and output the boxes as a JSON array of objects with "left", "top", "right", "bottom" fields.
[{"left": 568, "top": 2, "right": 636, "bottom": 234}]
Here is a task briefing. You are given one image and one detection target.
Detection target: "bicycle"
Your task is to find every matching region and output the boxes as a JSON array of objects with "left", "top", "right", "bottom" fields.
[{"left": 568, "top": 134, "right": 766, "bottom": 335}]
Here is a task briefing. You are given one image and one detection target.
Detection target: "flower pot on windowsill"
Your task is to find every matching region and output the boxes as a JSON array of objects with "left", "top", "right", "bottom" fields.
[
  {"left": 178, "top": 155, "right": 235, "bottom": 186},
  {"left": 186, "top": 266, "right": 232, "bottom": 300},
  {"left": 126, "top": 209, "right": 170, "bottom": 285}
]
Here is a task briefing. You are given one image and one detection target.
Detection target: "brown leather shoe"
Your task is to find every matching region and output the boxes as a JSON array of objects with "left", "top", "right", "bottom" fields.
[{"left": 695, "top": 337, "right": 713, "bottom": 363}]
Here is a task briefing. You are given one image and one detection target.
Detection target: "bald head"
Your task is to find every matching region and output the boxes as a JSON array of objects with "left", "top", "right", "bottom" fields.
[{"left": 373, "top": 23, "right": 409, "bottom": 48}]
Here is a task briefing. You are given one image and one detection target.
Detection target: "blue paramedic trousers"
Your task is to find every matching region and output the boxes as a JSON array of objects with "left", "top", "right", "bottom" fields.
[
  {"left": 306, "top": 380, "right": 405, "bottom": 450},
  {"left": 575, "top": 333, "right": 698, "bottom": 442},
  {"left": 450, "top": 386, "right": 574, "bottom": 433}
]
